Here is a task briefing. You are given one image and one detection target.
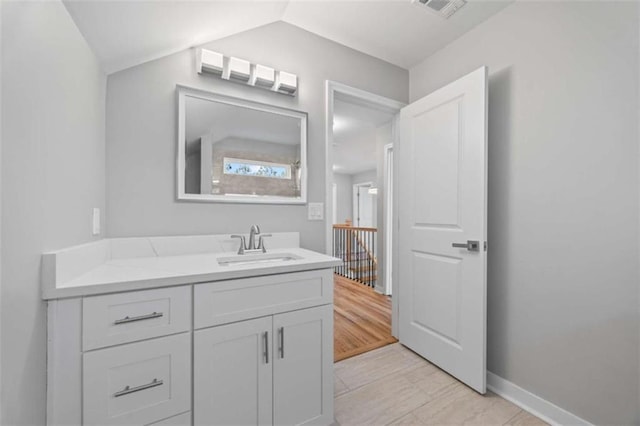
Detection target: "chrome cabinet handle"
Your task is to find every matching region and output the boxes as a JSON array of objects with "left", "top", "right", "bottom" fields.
[
  {"left": 263, "top": 331, "right": 269, "bottom": 364},
  {"left": 114, "top": 378, "right": 163, "bottom": 398},
  {"left": 452, "top": 240, "right": 480, "bottom": 252},
  {"left": 114, "top": 311, "right": 163, "bottom": 325},
  {"left": 279, "top": 327, "right": 285, "bottom": 358}
]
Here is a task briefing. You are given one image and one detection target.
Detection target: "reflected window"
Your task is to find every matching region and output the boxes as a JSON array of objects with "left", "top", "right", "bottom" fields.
[{"left": 223, "top": 157, "right": 292, "bottom": 179}]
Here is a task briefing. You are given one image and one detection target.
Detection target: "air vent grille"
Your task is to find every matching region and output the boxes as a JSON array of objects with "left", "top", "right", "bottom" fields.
[{"left": 413, "top": 0, "right": 467, "bottom": 19}]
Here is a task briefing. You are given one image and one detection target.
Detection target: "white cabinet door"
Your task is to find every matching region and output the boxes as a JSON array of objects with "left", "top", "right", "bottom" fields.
[
  {"left": 273, "top": 305, "right": 333, "bottom": 426},
  {"left": 194, "top": 316, "right": 273, "bottom": 426}
]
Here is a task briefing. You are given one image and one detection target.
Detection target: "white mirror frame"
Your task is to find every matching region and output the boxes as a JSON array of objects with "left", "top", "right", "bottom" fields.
[{"left": 176, "top": 85, "right": 308, "bottom": 204}]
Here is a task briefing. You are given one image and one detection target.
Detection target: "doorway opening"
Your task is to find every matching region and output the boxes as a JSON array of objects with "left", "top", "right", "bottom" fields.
[{"left": 325, "top": 81, "right": 404, "bottom": 361}]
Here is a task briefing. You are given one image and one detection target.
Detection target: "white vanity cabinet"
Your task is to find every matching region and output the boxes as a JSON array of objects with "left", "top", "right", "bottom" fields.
[
  {"left": 192, "top": 269, "right": 334, "bottom": 426},
  {"left": 47, "top": 286, "right": 193, "bottom": 426},
  {"left": 194, "top": 305, "right": 333, "bottom": 426},
  {"left": 46, "top": 268, "right": 335, "bottom": 426}
]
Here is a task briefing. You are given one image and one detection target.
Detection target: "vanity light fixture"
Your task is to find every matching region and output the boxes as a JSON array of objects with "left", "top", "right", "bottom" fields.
[
  {"left": 252, "top": 64, "right": 276, "bottom": 89},
  {"left": 197, "top": 49, "right": 224, "bottom": 75},
  {"left": 226, "top": 57, "right": 251, "bottom": 83},
  {"left": 196, "top": 48, "right": 298, "bottom": 96},
  {"left": 275, "top": 71, "right": 298, "bottom": 95}
]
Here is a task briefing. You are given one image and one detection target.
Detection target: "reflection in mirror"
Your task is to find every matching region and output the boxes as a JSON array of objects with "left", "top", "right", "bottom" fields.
[{"left": 178, "top": 86, "right": 307, "bottom": 204}]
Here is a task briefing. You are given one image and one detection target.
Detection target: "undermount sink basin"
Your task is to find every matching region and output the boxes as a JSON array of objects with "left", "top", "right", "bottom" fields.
[{"left": 217, "top": 252, "right": 302, "bottom": 267}]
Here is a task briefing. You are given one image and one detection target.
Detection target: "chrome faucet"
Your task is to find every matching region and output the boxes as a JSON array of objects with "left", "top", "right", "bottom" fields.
[
  {"left": 248, "top": 225, "right": 261, "bottom": 250},
  {"left": 230, "top": 225, "right": 272, "bottom": 255}
]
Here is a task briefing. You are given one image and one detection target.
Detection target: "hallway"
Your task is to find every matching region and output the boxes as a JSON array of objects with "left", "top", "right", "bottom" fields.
[{"left": 334, "top": 274, "right": 397, "bottom": 361}]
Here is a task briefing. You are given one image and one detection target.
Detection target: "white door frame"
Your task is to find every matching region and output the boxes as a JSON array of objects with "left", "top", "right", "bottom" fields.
[
  {"left": 332, "top": 183, "right": 338, "bottom": 225},
  {"left": 324, "top": 80, "right": 404, "bottom": 251},
  {"left": 383, "top": 144, "right": 393, "bottom": 296},
  {"left": 325, "top": 81, "right": 405, "bottom": 337}
]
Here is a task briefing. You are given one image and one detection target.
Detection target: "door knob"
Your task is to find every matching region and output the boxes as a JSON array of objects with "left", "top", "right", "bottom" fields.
[{"left": 452, "top": 240, "right": 480, "bottom": 252}]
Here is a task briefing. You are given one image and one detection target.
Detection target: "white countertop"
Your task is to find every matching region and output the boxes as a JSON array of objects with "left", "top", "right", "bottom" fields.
[{"left": 42, "top": 234, "right": 341, "bottom": 300}]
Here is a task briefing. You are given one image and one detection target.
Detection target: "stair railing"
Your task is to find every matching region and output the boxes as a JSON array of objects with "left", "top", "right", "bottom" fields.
[{"left": 332, "top": 224, "right": 377, "bottom": 287}]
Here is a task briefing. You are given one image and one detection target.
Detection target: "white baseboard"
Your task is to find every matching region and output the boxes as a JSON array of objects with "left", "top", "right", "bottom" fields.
[{"left": 487, "top": 372, "right": 593, "bottom": 426}]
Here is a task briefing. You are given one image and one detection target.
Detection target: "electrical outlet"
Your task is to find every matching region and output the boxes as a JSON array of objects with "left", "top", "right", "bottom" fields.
[
  {"left": 308, "top": 203, "right": 324, "bottom": 221},
  {"left": 92, "top": 208, "right": 101, "bottom": 236}
]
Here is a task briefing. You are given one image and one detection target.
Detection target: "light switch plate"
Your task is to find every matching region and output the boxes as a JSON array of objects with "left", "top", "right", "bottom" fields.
[
  {"left": 92, "top": 208, "right": 100, "bottom": 236},
  {"left": 308, "top": 203, "right": 324, "bottom": 221}
]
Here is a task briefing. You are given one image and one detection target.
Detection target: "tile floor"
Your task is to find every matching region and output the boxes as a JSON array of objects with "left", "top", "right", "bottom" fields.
[{"left": 334, "top": 343, "right": 547, "bottom": 426}]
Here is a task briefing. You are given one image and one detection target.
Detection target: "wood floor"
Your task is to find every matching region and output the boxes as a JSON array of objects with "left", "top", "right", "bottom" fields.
[
  {"left": 334, "top": 343, "right": 548, "bottom": 426},
  {"left": 334, "top": 274, "right": 397, "bottom": 362}
]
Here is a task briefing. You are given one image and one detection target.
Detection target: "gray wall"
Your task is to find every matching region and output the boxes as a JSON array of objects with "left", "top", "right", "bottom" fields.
[
  {"left": 333, "top": 173, "right": 353, "bottom": 224},
  {"left": 0, "top": 1, "right": 106, "bottom": 424},
  {"left": 410, "top": 2, "right": 639, "bottom": 424},
  {"left": 106, "top": 21, "right": 408, "bottom": 252}
]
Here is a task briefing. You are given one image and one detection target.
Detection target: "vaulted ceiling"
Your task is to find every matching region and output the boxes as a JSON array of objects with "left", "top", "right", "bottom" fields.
[{"left": 63, "top": 0, "right": 512, "bottom": 74}]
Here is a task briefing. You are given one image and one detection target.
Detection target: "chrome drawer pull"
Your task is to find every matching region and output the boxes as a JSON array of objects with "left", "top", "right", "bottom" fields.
[
  {"left": 114, "top": 378, "right": 163, "bottom": 398},
  {"left": 279, "top": 327, "right": 285, "bottom": 358},
  {"left": 114, "top": 311, "right": 163, "bottom": 325},
  {"left": 263, "top": 331, "right": 269, "bottom": 364}
]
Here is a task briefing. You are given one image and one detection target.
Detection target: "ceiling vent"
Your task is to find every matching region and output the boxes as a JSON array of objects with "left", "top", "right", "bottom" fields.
[{"left": 412, "top": 0, "right": 467, "bottom": 19}]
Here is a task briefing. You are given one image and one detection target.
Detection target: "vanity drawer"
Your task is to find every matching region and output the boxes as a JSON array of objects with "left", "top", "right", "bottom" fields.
[
  {"left": 83, "top": 333, "right": 191, "bottom": 426},
  {"left": 147, "top": 412, "right": 190, "bottom": 426},
  {"left": 83, "top": 286, "right": 191, "bottom": 350},
  {"left": 194, "top": 269, "right": 333, "bottom": 329}
]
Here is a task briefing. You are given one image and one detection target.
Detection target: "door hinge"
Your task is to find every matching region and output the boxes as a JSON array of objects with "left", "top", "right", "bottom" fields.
[{"left": 484, "top": 241, "right": 487, "bottom": 251}]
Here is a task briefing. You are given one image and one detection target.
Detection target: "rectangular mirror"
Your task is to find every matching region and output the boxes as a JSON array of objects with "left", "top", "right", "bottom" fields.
[{"left": 177, "top": 86, "right": 307, "bottom": 204}]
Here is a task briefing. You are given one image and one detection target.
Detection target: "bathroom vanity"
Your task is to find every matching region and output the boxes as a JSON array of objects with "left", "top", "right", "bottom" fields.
[{"left": 42, "top": 233, "right": 340, "bottom": 426}]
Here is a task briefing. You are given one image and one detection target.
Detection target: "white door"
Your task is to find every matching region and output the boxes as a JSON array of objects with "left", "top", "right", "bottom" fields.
[
  {"left": 194, "top": 317, "right": 273, "bottom": 425},
  {"left": 398, "top": 66, "right": 488, "bottom": 393},
  {"left": 354, "top": 183, "right": 375, "bottom": 227},
  {"left": 273, "top": 305, "right": 333, "bottom": 426}
]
